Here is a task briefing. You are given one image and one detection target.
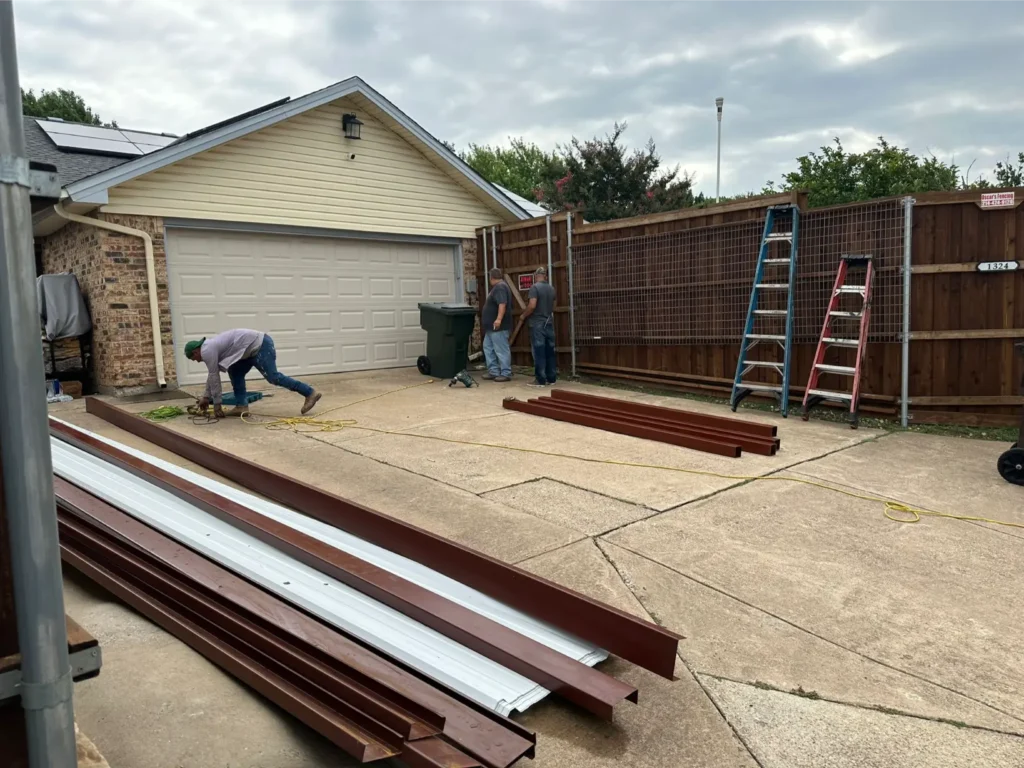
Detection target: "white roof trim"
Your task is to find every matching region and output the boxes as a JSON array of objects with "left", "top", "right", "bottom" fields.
[{"left": 64, "top": 76, "right": 530, "bottom": 220}]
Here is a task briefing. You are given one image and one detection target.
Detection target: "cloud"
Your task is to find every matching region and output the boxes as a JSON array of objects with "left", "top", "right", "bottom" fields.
[{"left": 11, "top": 0, "right": 1024, "bottom": 195}]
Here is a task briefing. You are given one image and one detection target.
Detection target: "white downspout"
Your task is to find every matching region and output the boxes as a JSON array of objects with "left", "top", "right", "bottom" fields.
[{"left": 52, "top": 203, "right": 166, "bottom": 387}]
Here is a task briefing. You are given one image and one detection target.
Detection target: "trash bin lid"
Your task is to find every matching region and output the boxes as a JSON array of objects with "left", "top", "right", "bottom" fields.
[{"left": 418, "top": 302, "right": 477, "bottom": 315}]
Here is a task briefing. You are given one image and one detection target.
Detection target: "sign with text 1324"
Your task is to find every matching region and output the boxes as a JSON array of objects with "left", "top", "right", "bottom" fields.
[
  {"left": 980, "top": 191, "right": 1015, "bottom": 209},
  {"left": 976, "top": 261, "right": 1019, "bottom": 273}
]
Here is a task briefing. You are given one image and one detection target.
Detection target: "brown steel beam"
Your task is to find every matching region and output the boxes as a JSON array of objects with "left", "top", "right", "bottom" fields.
[
  {"left": 51, "top": 419, "right": 637, "bottom": 720},
  {"left": 81, "top": 398, "right": 681, "bottom": 680},
  {"left": 550, "top": 389, "right": 778, "bottom": 439},
  {"left": 401, "top": 737, "right": 484, "bottom": 768},
  {"left": 59, "top": 515, "right": 433, "bottom": 745},
  {"left": 59, "top": 534, "right": 398, "bottom": 763},
  {"left": 529, "top": 397, "right": 779, "bottom": 456},
  {"left": 53, "top": 477, "right": 534, "bottom": 768},
  {"left": 503, "top": 398, "right": 742, "bottom": 458}
]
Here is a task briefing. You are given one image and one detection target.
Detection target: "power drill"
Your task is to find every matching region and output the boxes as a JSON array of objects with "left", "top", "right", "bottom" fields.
[{"left": 448, "top": 370, "right": 477, "bottom": 388}]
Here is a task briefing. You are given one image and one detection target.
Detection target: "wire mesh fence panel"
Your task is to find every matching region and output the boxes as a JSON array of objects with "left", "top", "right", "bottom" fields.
[{"left": 572, "top": 199, "right": 905, "bottom": 348}]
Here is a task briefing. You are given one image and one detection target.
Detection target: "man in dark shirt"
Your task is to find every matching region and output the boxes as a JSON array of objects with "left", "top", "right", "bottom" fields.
[
  {"left": 521, "top": 267, "right": 557, "bottom": 386},
  {"left": 481, "top": 267, "right": 513, "bottom": 381}
]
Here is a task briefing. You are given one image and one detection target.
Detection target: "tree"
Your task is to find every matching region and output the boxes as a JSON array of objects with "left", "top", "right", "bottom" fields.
[
  {"left": 21, "top": 88, "right": 107, "bottom": 126},
  {"left": 460, "top": 138, "right": 564, "bottom": 201},
  {"left": 992, "top": 153, "right": 1024, "bottom": 188},
  {"left": 536, "top": 123, "right": 695, "bottom": 222},
  {"left": 766, "top": 137, "right": 959, "bottom": 207}
]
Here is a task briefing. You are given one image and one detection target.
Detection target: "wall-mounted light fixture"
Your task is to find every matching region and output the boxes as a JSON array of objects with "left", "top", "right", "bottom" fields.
[{"left": 342, "top": 113, "right": 363, "bottom": 140}]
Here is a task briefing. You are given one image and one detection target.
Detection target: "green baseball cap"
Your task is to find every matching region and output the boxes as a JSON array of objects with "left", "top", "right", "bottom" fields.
[{"left": 184, "top": 338, "right": 206, "bottom": 358}]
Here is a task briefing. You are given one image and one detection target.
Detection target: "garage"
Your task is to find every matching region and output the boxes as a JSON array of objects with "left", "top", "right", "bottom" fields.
[{"left": 167, "top": 227, "right": 459, "bottom": 385}]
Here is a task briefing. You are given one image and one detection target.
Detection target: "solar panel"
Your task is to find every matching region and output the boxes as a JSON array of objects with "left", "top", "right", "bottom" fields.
[{"left": 36, "top": 119, "right": 175, "bottom": 157}]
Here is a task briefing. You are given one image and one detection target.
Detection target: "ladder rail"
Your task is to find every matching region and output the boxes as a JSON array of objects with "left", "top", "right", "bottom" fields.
[
  {"left": 849, "top": 259, "right": 875, "bottom": 418},
  {"left": 780, "top": 209, "right": 800, "bottom": 418},
  {"left": 731, "top": 209, "right": 775, "bottom": 407}
]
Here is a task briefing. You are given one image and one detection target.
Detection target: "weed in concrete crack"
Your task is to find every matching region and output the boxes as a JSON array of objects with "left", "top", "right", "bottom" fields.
[
  {"left": 871, "top": 705, "right": 903, "bottom": 716},
  {"left": 792, "top": 685, "right": 821, "bottom": 700},
  {"left": 752, "top": 680, "right": 774, "bottom": 690},
  {"left": 938, "top": 718, "right": 968, "bottom": 729}
]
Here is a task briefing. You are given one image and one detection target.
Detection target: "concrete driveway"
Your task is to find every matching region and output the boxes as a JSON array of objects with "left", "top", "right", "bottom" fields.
[{"left": 51, "top": 368, "right": 1024, "bottom": 767}]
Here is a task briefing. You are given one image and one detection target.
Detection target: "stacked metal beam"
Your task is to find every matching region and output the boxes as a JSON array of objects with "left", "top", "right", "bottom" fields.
[
  {"left": 504, "top": 389, "right": 780, "bottom": 457},
  {"left": 49, "top": 401, "right": 684, "bottom": 765}
]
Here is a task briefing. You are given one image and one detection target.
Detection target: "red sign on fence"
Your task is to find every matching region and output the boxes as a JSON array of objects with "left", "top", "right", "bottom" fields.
[
  {"left": 980, "top": 191, "right": 1015, "bottom": 209},
  {"left": 518, "top": 273, "right": 534, "bottom": 291}
]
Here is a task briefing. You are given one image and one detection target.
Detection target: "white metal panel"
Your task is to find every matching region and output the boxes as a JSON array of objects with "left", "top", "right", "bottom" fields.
[
  {"left": 167, "top": 227, "right": 455, "bottom": 385},
  {"left": 52, "top": 420, "right": 606, "bottom": 666}
]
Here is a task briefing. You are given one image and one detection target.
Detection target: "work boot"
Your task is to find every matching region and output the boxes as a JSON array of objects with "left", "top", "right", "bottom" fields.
[
  {"left": 228, "top": 406, "right": 248, "bottom": 418},
  {"left": 301, "top": 391, "right": 322, "bottom": 415},
  {"left": 482, "top": 373, "right": 496, "bottom": 380},
  {"left": 494, "top": 376, "right": 511, "bottom": 382}
]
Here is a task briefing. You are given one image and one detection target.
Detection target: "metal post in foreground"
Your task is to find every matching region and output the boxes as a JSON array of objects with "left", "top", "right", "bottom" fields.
[
  {"left": 0, "top": 4, "right": 77, "bottom": 766},
  {"left": 490, "top": 225, "right": 497, "bottom": 271},
  {"left": 480, "top": 227, "right": 487, "bottom": 278},
  {"left": 715, "top": 97, "right": 724, "bottom": 203},
  {"left": 545, "top": 214, "right": 552, "bottom": 278},
  {"left": 566, "top": 212, "right": 577, "bottom": 379},
  {"left": 900, "top": 196, "right": 915, "bottom": 428}
]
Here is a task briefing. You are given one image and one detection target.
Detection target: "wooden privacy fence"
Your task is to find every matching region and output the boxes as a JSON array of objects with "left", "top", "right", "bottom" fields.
[{"left": 477, "top": 187, "right": 1024, "bottom": 426}]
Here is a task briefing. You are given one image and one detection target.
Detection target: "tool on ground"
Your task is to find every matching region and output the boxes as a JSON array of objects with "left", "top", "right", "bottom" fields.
[
  {"left": 802, "top": 254, "right": 875, "bottom": 428},
  {"left": 731, "top": 203, "right": 800, "bottom": 417},
  {"left": 997, "top": 341, "right": 1024, "bottom": 486},
  {"left": 448, "top": 370, "right": 478, "bottom": 388}
]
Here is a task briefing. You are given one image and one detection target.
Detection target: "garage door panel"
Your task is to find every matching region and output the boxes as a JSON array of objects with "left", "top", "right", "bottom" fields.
[{"left": 168, "top": 228, "right": 456, "bottom": 384}]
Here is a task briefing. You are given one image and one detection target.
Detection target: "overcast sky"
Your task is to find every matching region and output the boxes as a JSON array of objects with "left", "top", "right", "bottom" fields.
[{"left": 12, "top": 0, "right": 1024, "bottom": 196}]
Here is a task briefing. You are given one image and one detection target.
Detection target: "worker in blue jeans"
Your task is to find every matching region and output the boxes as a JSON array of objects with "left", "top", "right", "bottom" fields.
[
  {"left": 186, "top": 329, "right": 321, "bottom": 417},
  {"left": 481, "top": 267, "right": 513, "bottom": 381},
  {"left": 521, "top": 267, "right": 557, "bottom": 386}
]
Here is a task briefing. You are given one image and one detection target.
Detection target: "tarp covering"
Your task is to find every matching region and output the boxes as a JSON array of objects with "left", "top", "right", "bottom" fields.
[{"left": 37, "top": 273, "right": 91, "bottom": 341}]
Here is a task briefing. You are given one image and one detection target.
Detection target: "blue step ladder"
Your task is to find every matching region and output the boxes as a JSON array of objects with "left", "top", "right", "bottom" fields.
[{"left": 730, "top": 204, "right": 800, "bottom": 417}]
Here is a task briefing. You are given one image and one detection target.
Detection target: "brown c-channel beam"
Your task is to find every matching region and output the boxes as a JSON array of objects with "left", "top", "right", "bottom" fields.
[
  {"left": 52, "top": 419, "right": 638, "bottom": 720},
  {"left": 82, "top": 397, "right": 681, "bottom": 680},
  {"left": 503, "top": 398, "right": 742, "bottom": 458},
  {"left": 550, "top": 389, "right": 778, "bottom": 439},
  {"left": 58, "top": 525, "right": 398, "bottom": 763},
  {"left": 529, "top": 397, "right": 779, "bottom": 456},
  {"left": 53, "top": 477, "right": 535, "bottom": 768}
]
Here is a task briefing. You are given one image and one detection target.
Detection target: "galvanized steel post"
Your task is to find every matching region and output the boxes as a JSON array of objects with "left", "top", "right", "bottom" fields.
[
  {"left": 545, "top": 214, "right": 552, "bottom": 279},
  {"left": 900, "top": 197, "right": 914, "bottom": 428},
  {"left": 0, "top": 4, "right": 77, "bottom": 766},
  {"left": 480, "top": 227, "right": 487, "bottom": 277},
  {"left": 566, "top": 212, "right": 577, "bottom": 379},
  {"left": 490, "top": 225, "right": 497, "bottom": 271}
]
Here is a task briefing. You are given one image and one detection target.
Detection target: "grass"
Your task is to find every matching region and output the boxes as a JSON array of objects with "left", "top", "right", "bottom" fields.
[{"left": 573, "top": 375, "right": 1019, "bottom": 443}]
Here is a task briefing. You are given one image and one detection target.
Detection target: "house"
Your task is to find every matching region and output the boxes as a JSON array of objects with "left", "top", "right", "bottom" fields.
[{"left": 31, "top": 77, "right": 532, "bottom": 394}]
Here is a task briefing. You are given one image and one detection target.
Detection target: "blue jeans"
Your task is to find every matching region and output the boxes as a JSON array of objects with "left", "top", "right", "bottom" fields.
[
  {"left": 483, "top": 330, "right": 511, "bottom": 377},
  {"left": 530, "top": 322, "right": 557, "bottom": 384},
  {"left": 228, "top": 335, "right": 313, "bottom": 403}
]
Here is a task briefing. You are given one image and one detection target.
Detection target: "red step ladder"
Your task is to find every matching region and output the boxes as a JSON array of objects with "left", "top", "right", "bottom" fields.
[{"left": 802, "top": 255, "right": 874, "bottom": 428}]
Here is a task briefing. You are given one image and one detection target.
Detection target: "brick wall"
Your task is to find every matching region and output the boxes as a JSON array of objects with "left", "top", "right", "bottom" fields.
[
  {"left": 461, "top": 238, "right": 482, "bottom": 353},
  {"left": 41, "top": 214, "right": 174, "bottom": 394}
]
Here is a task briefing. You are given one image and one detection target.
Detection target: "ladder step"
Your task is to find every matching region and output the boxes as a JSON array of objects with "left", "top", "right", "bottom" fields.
[
  {"left": 739, "top": 383, "right": 783, "bottom": 393},
  {"left": 837, "top": 286, "right": 866, "bottom": 294},
  {"left": 764, "top": 258, "right": 791, "bottom": 264},
  {"left": 765, "top": 233, "right": 792, "bottom": 241},
  {"left": 756, "top": 283, "right": 790, "bottom": 289},
  {"left": 823, "top": 337, "right": 860, "bottom": 347},
  {"left": 743, "top": 360, "right": 782, "bottom": 368},
  {"left": 754, "top": 309, "right": 788, "bottom": 315},
  {"left": 807, "top": 389, "right": 853, "bottom": 402},
  {"left": 829, "top": 311, "right": 863, "bottom": 318},
  {"left": 815, "top": 364, "right": 856, "bottom": 375},
  {"left": 746, "top": 333, "right": 786, "bottom": 341}
]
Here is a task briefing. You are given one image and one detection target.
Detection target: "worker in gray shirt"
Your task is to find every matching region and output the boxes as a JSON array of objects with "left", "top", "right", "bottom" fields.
[
  {"left": 521, "top": 267, "right": 557, "bottom": 386},
  {"left": 481, "top": 267, "right": 513, "bottom": 381},
  {"left": 185, "top": 329, "right": 321, "bottom": 417}
]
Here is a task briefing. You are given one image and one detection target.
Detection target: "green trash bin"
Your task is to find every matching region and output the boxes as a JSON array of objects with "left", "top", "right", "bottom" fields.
[{"left": 417, "top": 302, "right": 478, "bottom": 378}]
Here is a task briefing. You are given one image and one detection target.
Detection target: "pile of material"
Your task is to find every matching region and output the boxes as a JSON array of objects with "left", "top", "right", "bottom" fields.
[
  {"left": 48, "top": 398, "right": 681, "bottom": 766},
  {"left": 504, "top": 389, "right": 780, "bottom": 457}
]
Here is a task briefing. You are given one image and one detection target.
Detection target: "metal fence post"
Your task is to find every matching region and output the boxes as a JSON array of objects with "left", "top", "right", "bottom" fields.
[
  {"left": 490, "top": 225, "right": 497, "bottom": 271},
  {"left": 545, "top": 214, "right": 552, "bottom": 278},
  {"left": 566, "top": 212, "right": 577, "bottom": 379},
  {"left": 901, "top": 197, "right": 915, "bottom": 428},
  {"left": 480, "top": 227, "right": 487, "bottom": 276},
  {"left": 0, "top": 4, "right": 77, "bottom": 766}
]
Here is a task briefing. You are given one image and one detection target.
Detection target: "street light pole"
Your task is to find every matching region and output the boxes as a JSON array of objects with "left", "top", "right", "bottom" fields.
[{"left": 715, "top": 97, "right": 724, "bottom": 203}]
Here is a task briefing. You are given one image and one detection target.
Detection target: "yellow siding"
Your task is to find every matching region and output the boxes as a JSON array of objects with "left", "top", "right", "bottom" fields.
[{"left": 103, "top": 97, "right": 514, "bottom": 238}]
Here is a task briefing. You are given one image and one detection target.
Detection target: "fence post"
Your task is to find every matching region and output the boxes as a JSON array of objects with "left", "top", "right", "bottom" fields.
[
  {"left": 481, "top": 227, "right": 487, "bottom": 275},
  {"left": 901, "top": 196, "right": 915, "bottom": 428},
  {"left": 490, "top": 225, "right": 497, "bottom": 271},
  {"left": 545, "top": 214, "right": 552, "bottom": 278},
  {"left": 566, "top": 212, "right": 577, "bottom": 379}
]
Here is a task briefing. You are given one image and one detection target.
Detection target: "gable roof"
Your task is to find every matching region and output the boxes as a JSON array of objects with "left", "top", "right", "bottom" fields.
[
  {"left": 494, "top": 184, "right": 548, "bottom": 218},
  {"left": 64, "top": 77, "right": 531, "bottom": 220},
  {"left": 23, "top": 117, "right": 130, "bottom": 185}
]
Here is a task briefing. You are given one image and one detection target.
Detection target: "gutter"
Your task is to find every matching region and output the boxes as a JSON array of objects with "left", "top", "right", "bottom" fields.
[{"left": 52, "top": 203, "right": 166, "bottom": 388}]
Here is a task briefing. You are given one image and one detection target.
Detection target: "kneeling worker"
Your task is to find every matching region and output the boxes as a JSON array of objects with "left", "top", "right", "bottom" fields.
[{"left": 185, "top": 329, "right": 321, "bottom": 418}]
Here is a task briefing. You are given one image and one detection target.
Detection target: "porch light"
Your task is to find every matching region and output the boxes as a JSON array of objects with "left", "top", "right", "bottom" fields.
[{"left": 342, "top": 113, "right": 363, "bottom": 140}]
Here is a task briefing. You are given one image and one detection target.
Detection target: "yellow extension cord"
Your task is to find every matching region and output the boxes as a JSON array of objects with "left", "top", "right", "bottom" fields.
[{"left": 238, "top": 379, "right": 1024, "bottom": 532}]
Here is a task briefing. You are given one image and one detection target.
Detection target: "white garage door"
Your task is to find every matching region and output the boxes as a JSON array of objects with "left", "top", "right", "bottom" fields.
[{"left": 167, "top": 228, "right": 457, "bottom": 385}]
